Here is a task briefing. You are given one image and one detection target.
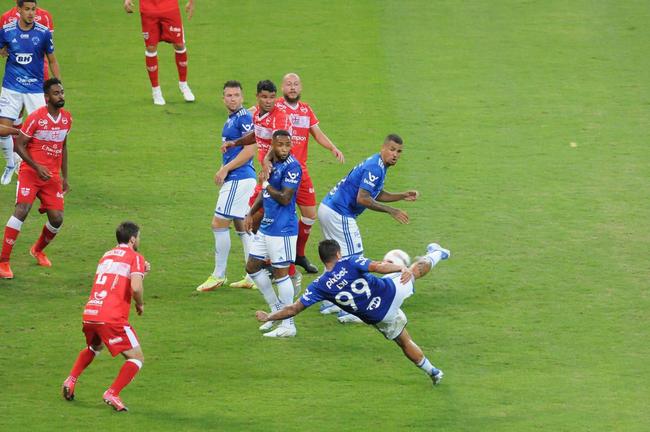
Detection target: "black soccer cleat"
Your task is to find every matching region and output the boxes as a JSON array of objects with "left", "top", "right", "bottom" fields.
[{"left": 295, "top": 255, "right": 318, "bottom": 274}]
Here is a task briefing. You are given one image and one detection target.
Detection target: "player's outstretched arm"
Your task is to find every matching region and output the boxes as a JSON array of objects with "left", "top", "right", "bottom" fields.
[
  {"left": 369, "top": 260, "right": 413, "bottom": 284},
  {"left": 310, "top": 125, "right": 344, "bottom": 163},
  {"left": 256, "top": 301, "right": 306, "bottom": 322},
  {"left": 376, "top": 190, "right": 419, "bottom": 202},
  {"left": 357, "top": 189, "right": 409, "bottom": 224},
  {"left": 221, "top": 131, "right": 256, "bottom": 153}
]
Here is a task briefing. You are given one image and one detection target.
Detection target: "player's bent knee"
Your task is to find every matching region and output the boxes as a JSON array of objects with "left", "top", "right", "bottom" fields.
[{"left": 145, "top": 45, "right": 157, "bottom": 53}]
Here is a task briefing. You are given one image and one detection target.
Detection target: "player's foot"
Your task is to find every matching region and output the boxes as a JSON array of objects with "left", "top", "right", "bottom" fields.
[
  {"left": 290, "top": 271, "right": 302, "bottom": 297},
  {"left": 196, "top": 275, "right": 227, "bottom": 292},
  {"left": 1, "top": 165, "right": 15, "bottom": 185},
  {"left": 319, "top": 300, "right": 341, "bottom": 315},
  {"left": 152, "top": 86, "right": 166, "bottom": 105},
  {"left": 263, "top": 325, "right": 296, "bottom": 338},
  {"left": 258, "top": 320, "right": 275, "bottom": 332},
  {"left": 102, "top": 390, "right": 128, "bottom": 412},
  {"left": 431, "top": 369, "right": 444, "bottom": 386},
  {"left": 62, "top": 376, "right": 76, "bottom": 401},
  {"left": 426, "top": 243, "right": 451, "bottom": 260},
  {"left": 179, "top": 82, "right": 195, "bottom": 102},
  {"left": 295, "top": 255, "right": 318, "bottom": 274},
  {"left": 337, "top": 310, "right": 364, "bottom": 324},
  {"left": 0, "top": 261, "right": 13, "bottom": 279},
  {"left": 229, "top": 276, "right": 257, "bottom": 290},
  {"left": 30, "top": 245, "right": 52, "bottom": 267}
]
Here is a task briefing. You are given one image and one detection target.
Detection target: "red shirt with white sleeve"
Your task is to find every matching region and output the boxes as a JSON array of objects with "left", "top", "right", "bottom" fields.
[
  {"left": 252, "top": 104, "right": 291, "bottom": 165},
  {"left": 20, "top": 106, "right": 72, "bottom": 175},
  {"left": 275, "top": 98, "right": 319, "bottom": 168}
]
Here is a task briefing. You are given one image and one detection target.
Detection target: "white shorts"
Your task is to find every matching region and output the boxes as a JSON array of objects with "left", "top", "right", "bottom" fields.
[
  {"left": 249, "top": 231, "right": 297, "bottom": 268},
  {"left": 318, "top": 203, "right": 363, "bottom": 257},
  {"left": 214, "top": 177, "right": 256, "bottom": 220},
  {"left": 0, "top": 87, "right": 46, "bottom": 121},
  {"left": 374, "top": 273, "right": 415, "bottom": 340}
]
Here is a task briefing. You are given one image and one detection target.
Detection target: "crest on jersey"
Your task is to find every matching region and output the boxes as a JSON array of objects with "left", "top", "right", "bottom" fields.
[
  {"left": 32, "top": 36, "right": 40, "bottom": 45},
  {"left": 62, "top": 118, "right": 68, "bottom": 125},
  {"left": 38, "top": 119, "right": 47, "bottom": 127},
  {"left": 300, "top": 107, "right": 308, "bottom": 113},
  {"left": 94, "top": 290, "right": 108, "bottom": 301}
]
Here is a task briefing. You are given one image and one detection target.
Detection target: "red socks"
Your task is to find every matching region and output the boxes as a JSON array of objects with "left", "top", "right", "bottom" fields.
[
  {"left": 1, "top": 216, "right": 22, "bottom": 262},
  {"left": 33, "top": 222, "right": 59, "bottom": 253},
  {"left": 145, "top": 51, "right": 159, "bottom": 87},
  {"left": 108, "top": 359, "right": 142, "bottom": 395},
  {"left": 68, "top": 347, "right": 98, "bottom": 379},
  {"left": 175, "top": 48, "right": 188, "bottom": 82},
  {"left": 296, "top": 218, "right": 314, "bottom": 257}
]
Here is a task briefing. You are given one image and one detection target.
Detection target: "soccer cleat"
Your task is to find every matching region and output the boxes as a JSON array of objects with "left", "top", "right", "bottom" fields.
[
  {"left": 319, "top": 300, "right": 341, "bottom": 315},
  {"left": 426, "top": 243, "right": 451, "bottom": 260},
  {"left": 152, "top": 86, "right": 166, "bottom": 105},
  {"left": 179, "top": 82, "right": 195, "bottom": 102},
  {"left": 431, "top": 369, "right": 444, "bottom": 386},
  {"left": 258, "top": 320, "right": 275, "bottom": 332},
  {"left": 337, "top": 310, "right": 364, "bottom": 324},
  {"left": 103, "top": 390, "right": 128, "bottom": 412},
  {"left": 263, "top": 325, "right": 296, "bottom": 338},
  {"left": 0, "top": 262, "right": 13, "bottom": 279},
  {"left": 229, "top": 276, "right": 257, "bottom": 290},
  {"left": 1, "top": 165, "right": 15, "bottom": 185},
  {"left": 196, "top": 275, "right": 227, "bottom": 292},
  {"left": 295, "top": 255, "right": 318, "bottom": 274},
  {"left": 290, "top": 271, "right": 302, "bottom": 297},
  {"left": 30, "top": 245, "right": 52, "bottom": 267},
  {"left": 62, "top": 377, "right": 76, "bottom": 401}
]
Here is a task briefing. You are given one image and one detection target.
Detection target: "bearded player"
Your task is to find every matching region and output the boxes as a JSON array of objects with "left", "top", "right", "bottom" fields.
[
  {"left": 124, "top": 0, "right": 195, "bottom": 105},
  {"left": 62, "top": 221, "right": 151, "bottom": 412},
  {"left": 0, "top": 78, "right": 69, "bottom": 279}
]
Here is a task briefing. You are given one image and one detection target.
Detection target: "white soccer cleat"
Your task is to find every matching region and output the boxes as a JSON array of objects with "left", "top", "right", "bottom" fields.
[
  {"left": 152, "top": 86, "right": 166, "bottom": 105},
  {"left": 258, "top": 320, "right": 275, "bottom": 332},
  {"left": 431, "top": 370, "right": 444, "bottom": 386},
  {"left": 319, "top": 300, "right": 341, "bottom": 315},
  {"left": 291, "top": 271, "right": 302, "bottom": 298},
  {"left": 426, "top": 243, "right": 450, "bottom": 260},
  {"left": 179, "top": 82, "right": 195, "bottom": 102},
  {"left": 337, "top": 310, "right": 364, "bottom": 324},
  {"left": 263, "top": 325, "right": 296, "bottom": 338},
  {"left": 1, "top": 165, "right": 16, "bottom": 185}
]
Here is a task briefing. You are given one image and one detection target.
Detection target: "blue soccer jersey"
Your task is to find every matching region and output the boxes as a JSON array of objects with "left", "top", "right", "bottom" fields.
[
  {"left": 221, "top": 107, "right": 255, "bottom": 181},
  {"left": 260, "top": 155, "right": 302, "bottom": 236},
  {"left": 0, "top": 21, "right": 54, "bottom": 93},
  {"left": 322, "top": 153, "right": 387, "bottom": 218},
  {"left": 300, "top": 255, "right": 396, "bottom": 324}
]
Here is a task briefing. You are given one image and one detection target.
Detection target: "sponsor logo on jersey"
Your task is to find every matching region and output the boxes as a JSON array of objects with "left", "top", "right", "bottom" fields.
[
  {"left": 285, "top": 171, "right": 299, "bottom": 183},
  {"left": 11, "top": 38, "right": 17, "bottom": 43},
  {"left": 20, "top": 33, "right": 29, "bottom": 39},
  {"left": 325, "top": 267, "right": 349, "bottom": 289},
  {"left": 367, "top": 296, "right": 381, "bottom": 310},
  {"left": 108, "top": 337, "right": 123, "bottom": 345},
  {"left": 56, "top": 192, "right": 64, "bottom": 199},
  {"left": 15, "top": 53, "right": 33, "bottom": 65}
]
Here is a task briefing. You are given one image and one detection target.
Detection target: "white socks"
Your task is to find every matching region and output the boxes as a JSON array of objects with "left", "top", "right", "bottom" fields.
[
  {"left": 249, "top": 269, "right": 278, "bottom": 306},
  {"left": 237, "top": 231, "right": 254, "bottom": 283},
  {"left": 417, "top": 357, "right": 440, "bottom": 376},
  {"left": 0, "top": 136, "right": 14, "bottom": 167},
  {"left": 7, "top": 216, "right": 23, "bottom": 231},
  {"left": 212, "top": 227, "right": 230, "bottom": 278},
  {"left": 426, "top": 251, "right": 444, "bottom": 267},
  {"left": 275, "top": 275, "right": 295, "bottom": 329}
]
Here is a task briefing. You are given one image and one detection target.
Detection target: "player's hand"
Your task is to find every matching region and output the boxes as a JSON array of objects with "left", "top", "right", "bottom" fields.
[
  {"left": 215, "top": 167, "right": 228, "bottom": 186},
  {"left": 62, "top": 178, "right": 70, "bottom": 195},
  {"left": 331, "top": 147, "right": 345, "bottom": 163},
  {"left": 136, "top": 303, "right": 144, "bottom": 315},
  {"left": 260, "top": 159, "right": 273, "bottom": 181},
  {"left": 256, "top": 310, "right": 270, "bottom": 322},
  {"left": 221, "top": 141, "right": 235, "bottom": 154},
  {"left": 144, "top": 261, "right": 151, "bottom": 275},
  {"left": 389, "top": 208, "right": 409, "bottom": 224},
  {"left": 35, "top": 164, "right": 52, "bottom": 181},
  {"left": 0, "top": 47, "right": 7, "bottom": 58},
  {"left": 400, "top": 266, "right": 413, "bottom": 284},
  {"left": 123, "top": 0, "right": 134, "bottom": 13},
  {"left": 185, "top": 1, "right": 195, "bottom": 20},
  {"left": 403, "top": 190, "right": 419, "bottom": 201}
]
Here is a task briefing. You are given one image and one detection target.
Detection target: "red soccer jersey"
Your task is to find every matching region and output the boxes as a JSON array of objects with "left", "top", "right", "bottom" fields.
[
  {"left": 20, "top": 107, "right": 72, "bottom": 174},
  {"left": 139, "top": 0, "right": 179, "bottom": 14},
  {"left": 0, "top": 7, "right": 54, "bottom": 30},
  {"left": 253, "top": 104, "right": 291, "bottom": 165},
  {"left": 82, "top": 245, "right": 146, "bottom": 324},
  {"left": 276, "top": 98, "right": 319, "bottom": 167}
]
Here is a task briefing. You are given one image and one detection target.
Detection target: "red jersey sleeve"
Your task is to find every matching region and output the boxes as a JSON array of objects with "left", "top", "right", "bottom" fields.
[
  {"left": 41, "top": 9, "right": 54, "bottom": 31},
  {"left": 130, "top": 253, "right": 146, "bottom": 278},
  {"left": 20, "top": 112, "right": 40, "bottom": 138},
  {"left": 0, "top": 10, "right": 13, "bottom": 26},
  {"left": 308, "top": 106, "right": 319, "bottom": 128}
]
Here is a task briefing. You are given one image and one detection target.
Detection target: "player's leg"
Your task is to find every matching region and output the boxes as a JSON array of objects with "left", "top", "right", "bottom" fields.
[
  {"left": 230, "top": 217, "right": 256, "bottom": 289},
  {"left": 294, "top": 175, "right": 319, "bottom": 273},
  {"left": 394, "top": 328, "right": 443, "bottom": 385},
  {"left": 140, "top": 12, "right": 165, "bottom": 105},
  {"left": 162, "top": 8, "right": 194, "bottom": 102},
  {"left": 29, "top": 208, "right": 63, "bottom": 267},
  {"left": 263, "top": 236, "right": 297, "bottom": 337},
  {"left": 246, "top": 234, "right": 280, "bottom": 314},
  {"left": 0, "top": 88, "right": 23, "bottom": 185},
  {"left": 197, "top": 215, "right": 231, "bottom": 292},
  {"left": 103, "top": 325, "right": 144, "bottom": 412},
  {"left": 409, "top": 243, "right": 451, "bottom": 281},
  {"left": 0, "top": 197, "right": 33, "bottom": 278},
  {"left": 62, "top": 323, "right": 103, "bottom": 401}
]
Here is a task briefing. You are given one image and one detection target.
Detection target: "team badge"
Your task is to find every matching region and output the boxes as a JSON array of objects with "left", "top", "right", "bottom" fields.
[
  {"left": 32, "top": 36, "right": 40, "bottom": 45},
  {"left": 142, "top": 32, "right": 149, "bottom": 40},
  {"left": 38, "top": 119, "right": 47, "bottom": 127},
  {"left": 20, "top": 187, "right": 30, "bottom": 196}
]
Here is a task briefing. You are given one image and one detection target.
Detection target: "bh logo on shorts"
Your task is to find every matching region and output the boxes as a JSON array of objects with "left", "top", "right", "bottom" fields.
[{"left": 15, "top": 53, "right": 33, "bottom": 65}]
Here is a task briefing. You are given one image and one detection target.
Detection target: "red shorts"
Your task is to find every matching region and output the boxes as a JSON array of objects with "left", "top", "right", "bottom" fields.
[
  {"left": 83, "top": 322, "right": 141, "bottom": 357},
  {"left": 140, "top": 9, "right": 184, "bottom": 46},
  {"left": 16, "top": 169, "right": 64, "bottom": 213},
  {"left": 248, "top": 183, "right": 263, "bottom": 207}
]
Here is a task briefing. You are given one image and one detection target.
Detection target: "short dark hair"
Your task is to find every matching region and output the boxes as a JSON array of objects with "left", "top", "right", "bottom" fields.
[
  {"left": 256, "top": 80, "right": 276, "bottom": 94},
  {"left": 318, "top": 239, "right": 341, "bottom": 263},
  {"left": 43, "top": 78, "right": 62, "bottom": 94},
  {"left": 385, "top": 133, "right": 403, "bottom": 145},
  {"left": 272, "top": 129, "right": 291, "bottom": 139},
  {"left": 116, "top": 221, "right": 140, "bottom": 244},
  {"left": 17, "top": 0, "right": 37, "bottom": 7},
  {"left": 223, "top": 80, "right": 242, "bottom": 91}
]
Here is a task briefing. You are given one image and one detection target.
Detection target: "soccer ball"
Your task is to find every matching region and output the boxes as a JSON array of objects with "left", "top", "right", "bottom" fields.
[{"left": 383, "top": 249, "right": 411, "bottom": 267}]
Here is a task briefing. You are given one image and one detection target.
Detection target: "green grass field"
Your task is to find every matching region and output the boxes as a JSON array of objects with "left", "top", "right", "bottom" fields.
[{"left": 1, "top": 1, "right": 649, "bottom": 430}]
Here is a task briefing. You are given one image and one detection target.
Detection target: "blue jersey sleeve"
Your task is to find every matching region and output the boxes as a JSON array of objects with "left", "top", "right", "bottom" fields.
[
  {"left": 45, "top": 30, "right": 54, "bottom": 54},
  {"left": 359, "top": 164, "right": 383, "bottom": 194},
  {"left": 239, "top": 112, "right": 253, "bottom": 136},
  {"left": 350, "top": 255, "right": 371, "bottom": 272},
  {"left": 299, "top": 282, "right": 325, "bottom": 307},
  {"left": 281, "top": 162, "right": 301, "bottom": 190}
]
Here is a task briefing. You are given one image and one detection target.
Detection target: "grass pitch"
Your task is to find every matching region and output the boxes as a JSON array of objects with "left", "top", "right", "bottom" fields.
[{"left": 1, "top": 1, "right": 649, "bottom": 431}]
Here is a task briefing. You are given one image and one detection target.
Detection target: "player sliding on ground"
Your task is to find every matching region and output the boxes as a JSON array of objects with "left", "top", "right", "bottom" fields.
[{"left": 256, "top": 239, "right": 450, "bottom": 386}]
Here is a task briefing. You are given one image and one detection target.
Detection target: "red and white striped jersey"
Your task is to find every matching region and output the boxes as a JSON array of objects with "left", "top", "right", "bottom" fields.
[
  {"left": 252, "top": 104, "right": 291, "bottom": 165},
  {"left": 83, "top": 245, "right": 146, "bottom": 324},
  {"left": 0, "top": 7, "right": 54, "bottom": 31},
  {"left": 275, "top": 98, "right": 319, "bottom": 168},
  {"left": 20, "top": 106, "right": 72, "bottom": 175}
]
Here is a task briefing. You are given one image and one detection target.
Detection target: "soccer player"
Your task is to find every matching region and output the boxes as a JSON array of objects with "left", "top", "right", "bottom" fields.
[
  {"left": 196, "top": 80, "right": 257, "bottom": 292},
  {"left": 0, "top": 0, "right": 60, "bottom": 185},
  {"left": 245, "top": 130, "right": 301, "bottom": 338},
  {"left": 0, "top": 78, "right": 69, "bottom": 279},
  {"left": 276, "top": 73, "right": 344, "bottom": 274},
  {"left": 124, "top": 0, "right": 195, "bottom": 105},
  {"left": 62, "top": 221, "right": 151, "bottom": 412},
  {"left": 256, "top": 239, "right": 450, "bottom": 385}
]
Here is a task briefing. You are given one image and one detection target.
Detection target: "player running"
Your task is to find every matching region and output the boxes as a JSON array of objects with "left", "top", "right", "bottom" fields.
[
  {"left": 62, "top": 221, "right": 151, "bottom": 412},
  {"left": 0, "top": 0, "right": 60, "bottom": 185},
  {"left": 256, "top": 239, "right": 450, "bottom": 386},
  {"left": 196, "top": 80, "right": 257, "bottom": 292},
  {"left": 0, "top": 78, "right": 69, "bottom": 279},
  {"left": 245, "top": 130, "right": 302, "bottom": 338},
  {"left": 276, "top": 73, "right": 344, "bottom": 274},
  {"left": 124, "top": 0, "right": 195, "bottom": 105}
]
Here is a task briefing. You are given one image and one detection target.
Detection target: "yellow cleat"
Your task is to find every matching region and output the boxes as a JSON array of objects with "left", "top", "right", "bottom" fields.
[
  {"left": 229, "top": 276, "right": 257, "bottom": 290},
  {"left": 196, "top": 275, "right": 227, "bottom": 292}
]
